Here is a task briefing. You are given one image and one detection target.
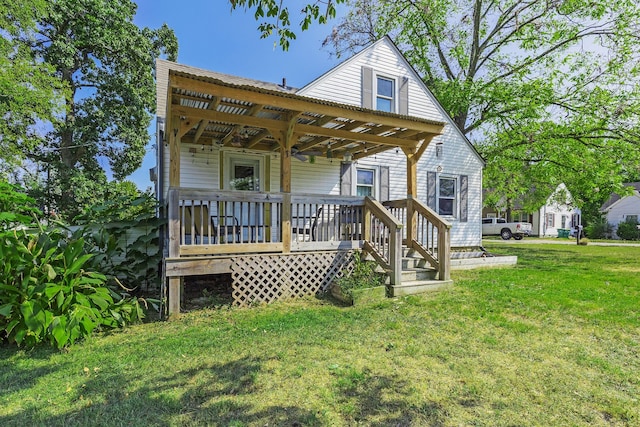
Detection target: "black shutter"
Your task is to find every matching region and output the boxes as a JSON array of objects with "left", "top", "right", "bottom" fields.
[
  {"left": 399, "top": 76, "right": 409, "bottom": 115},
  {"left": 362, "top": 66, "right": 374, "bottom": 109},
  {"left": 340, "top": 162, "right": 352, "bottom": 195},
  {"left": 427, "top": 171, "right": 437, "bottom": 210},
  {"left": 380, "top": 166, "right": 390, "bottom": 201},
  {"left": 460, "top": 175, "right": 468, "bottom": 222}
]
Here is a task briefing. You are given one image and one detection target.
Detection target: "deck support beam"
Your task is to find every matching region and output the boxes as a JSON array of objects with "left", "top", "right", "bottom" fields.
[{"left": 167, "top": 113, "right": 182, "bottom": 318}]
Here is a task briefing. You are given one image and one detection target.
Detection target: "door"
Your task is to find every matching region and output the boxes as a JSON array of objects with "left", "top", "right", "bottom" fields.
[{"left": 224, "top": 155, "right": 264, "bottom": 242}]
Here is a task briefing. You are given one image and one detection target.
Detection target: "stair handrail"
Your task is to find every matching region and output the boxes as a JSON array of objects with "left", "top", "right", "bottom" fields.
[
  {"left": 411, "top": 198, "right": 452, "bottom": 280},
  {"left": 363, "top": 197, "right": 403, "bottom": 286}
]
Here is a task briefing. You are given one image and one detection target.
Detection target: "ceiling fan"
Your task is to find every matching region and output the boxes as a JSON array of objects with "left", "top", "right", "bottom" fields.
[{"left": 291, "top": 146, "right": 323, "bottom": 162}]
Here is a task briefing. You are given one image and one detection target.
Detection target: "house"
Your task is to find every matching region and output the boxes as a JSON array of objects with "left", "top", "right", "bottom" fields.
[
  {"left": 483, "top": 184, "right": 576, "bottom": 237},
  {"left": 600, "top": 182, "right": 640, "bottom": 237},
  {"left": 155, "top": 37, "right": 485, "bottom": 316}
]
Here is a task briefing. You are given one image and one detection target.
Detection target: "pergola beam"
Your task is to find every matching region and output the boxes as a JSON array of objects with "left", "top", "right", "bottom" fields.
[
  {"left": 172, "top": 105, "right": 427, "bottom": 150},
  {"left": 170, "top": 74, "right": 445, "bottom": 136}
]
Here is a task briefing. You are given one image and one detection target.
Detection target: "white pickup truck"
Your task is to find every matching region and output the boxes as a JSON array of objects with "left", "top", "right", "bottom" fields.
[{"left": 482, "top": 217, "right": 532, "bottom": 240}]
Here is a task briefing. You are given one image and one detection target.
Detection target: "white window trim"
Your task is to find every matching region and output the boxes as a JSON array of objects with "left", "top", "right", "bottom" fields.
[
  {"left": 223, "top": 151, "right": 265, "bottom": 191},
  {"left": 375, "top": 74, "right": 397, "bottom": 113},
  {"left": 437, "top": 175, "right": 458, "bottom": 218},
  {"left": 354, "top": 166, "right": 378, "bottom": 198}
]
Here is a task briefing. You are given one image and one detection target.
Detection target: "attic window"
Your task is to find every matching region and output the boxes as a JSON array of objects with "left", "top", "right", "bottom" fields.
[{"left": 376, "top": 76, "right": 395, "bottom": 112}]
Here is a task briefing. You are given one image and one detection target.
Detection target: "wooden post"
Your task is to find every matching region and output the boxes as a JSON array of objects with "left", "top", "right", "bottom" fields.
[
  {"left": 279, "top": 129, "right": 293, "bottom": 253},
  {"left": 438, "top": 224, "right": 451, "bottom": 280},
  {"left": 169, "top": 116, "right": 180, "bottom": 188},
  {"left": 406, "top": 152, "right": 417, "bottom": 247},
  {"left": 167, "top": 115, "right": 181, "bottom": 318},
  {"left": 389, "top": 223, "right": 403, "bottom": 286},
  {"left": 363, "top": 203, "right": 371, "bottom": 242}
]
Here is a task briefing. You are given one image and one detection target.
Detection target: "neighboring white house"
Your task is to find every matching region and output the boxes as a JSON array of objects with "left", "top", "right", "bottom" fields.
[
  {"left": 600, "top": 182, "right": 640, "bottom": 237},
  {"left": 155, "top": 36, "right": 485, "bottom": 249},
  {"left": 530, "top": 184, "right": 576, "bottom": 237},
  {"left": 483, "top": 184, "right": 576, "bottom": 237}
]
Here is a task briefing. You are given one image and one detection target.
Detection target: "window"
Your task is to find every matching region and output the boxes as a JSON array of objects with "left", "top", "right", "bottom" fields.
[
  {"left": 376, "top": 76, "right": 395, "bottom": 112},
  {"left": 356, "top": 168, "right": 375, "bottom": 197},
  {"left": 482, "top": 218, "right": 493, "bottom": 224},
  {"left": 438, "top": 177, "right": 456, "bottom": 216},
  {"left": 545, "top": 213, "right": 555, "bottom": 228},
  {"left": 625, "top": 214, "right": 638, "bottom": 223},
  {"left": 561, "top": 215, "right": 568, "bottom": 228},
  {"left": 513, "top": 211, "right": 528, "bottom": 222}
]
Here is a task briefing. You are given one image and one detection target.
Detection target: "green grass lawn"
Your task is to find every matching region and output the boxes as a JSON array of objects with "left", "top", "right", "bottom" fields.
[{"left": 1, "top": 244, "right": 639, "bottom": 426}]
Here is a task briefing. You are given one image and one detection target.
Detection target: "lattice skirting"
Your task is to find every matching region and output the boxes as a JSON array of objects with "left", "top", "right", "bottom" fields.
[{"left": 230, "top": 251, "right": 356, "bottom": 307}]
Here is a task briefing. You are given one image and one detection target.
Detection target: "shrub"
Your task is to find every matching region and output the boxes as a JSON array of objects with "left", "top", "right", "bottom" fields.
[
  {"left": 74, "top": 193, "right": 163, "bottom": 292},
  {"left": 334, "top": 254, "right": 385, "bottom": 299},
  {"left": 0, "top": 227, "right": 145, "bottom": 348},
  {"left": 585, "top": 219, "right": 612, "bottom": 239},
  {"left": 616, "top": 219, "right": 640, "bottom": 241},
  {"left": 0, "top": 181, "right": 147, "bottom": 349}
]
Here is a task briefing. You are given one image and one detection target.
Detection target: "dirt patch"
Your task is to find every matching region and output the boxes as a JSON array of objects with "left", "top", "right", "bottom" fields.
[{"left": 183, "top": 274, "right": 234, "bottom": 309}]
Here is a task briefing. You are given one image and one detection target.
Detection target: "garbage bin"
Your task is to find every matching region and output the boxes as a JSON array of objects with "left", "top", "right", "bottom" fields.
[{"left": 557, "top": 229, "right": 570, "bottom": 238}]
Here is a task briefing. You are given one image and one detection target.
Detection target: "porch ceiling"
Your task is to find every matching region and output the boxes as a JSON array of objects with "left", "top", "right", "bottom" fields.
[{"left": 166, "top": 70, "right": 446, "bottom": 160}]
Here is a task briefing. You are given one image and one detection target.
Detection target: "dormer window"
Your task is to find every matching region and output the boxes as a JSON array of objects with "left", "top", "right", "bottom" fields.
[{"left": 376, "top": 76, "right": 395, "bottom": 112}]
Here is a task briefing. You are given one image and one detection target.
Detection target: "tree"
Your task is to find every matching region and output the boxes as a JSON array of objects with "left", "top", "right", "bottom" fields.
[
  {"left": 0, "top": 0, "right": 65, "bottom": 175},
  {"left": 21, "top": 0, "right": 177, "bottom": 219},
  {"left": 228, "top": 0, "right": 345, "bottom": 50},
  {"left": 324, "top": 0, "right": 640, "bottom": 213}
]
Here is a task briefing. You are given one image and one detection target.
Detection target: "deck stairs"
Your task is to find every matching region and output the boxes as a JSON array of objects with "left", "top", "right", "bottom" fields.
[{"left": 370, "top": 248, "right": 454, "bottom": 297}]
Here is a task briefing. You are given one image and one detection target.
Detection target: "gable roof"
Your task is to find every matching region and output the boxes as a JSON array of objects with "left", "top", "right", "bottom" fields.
[
  {"left": 299, "top": 36, "right": 485, "bottom": 166},
  {"left": 600, "top": 182, "right": 640, "bottom": 212}
]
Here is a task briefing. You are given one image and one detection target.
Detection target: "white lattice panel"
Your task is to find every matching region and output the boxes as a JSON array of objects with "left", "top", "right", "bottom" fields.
[{"left": 230, "top": 251, "right": 355, "bottom": 306}]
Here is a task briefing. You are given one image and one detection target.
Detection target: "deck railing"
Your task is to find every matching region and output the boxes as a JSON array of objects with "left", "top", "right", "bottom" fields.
[
  {"left": 167, "top": 188, "right": 448, "bottom": 284},
  {"left": 384, "top": 197, "right": 451, "bottom": 280},
  {"left": 167, "top": 188, "right": 368, "bottom": 257}
]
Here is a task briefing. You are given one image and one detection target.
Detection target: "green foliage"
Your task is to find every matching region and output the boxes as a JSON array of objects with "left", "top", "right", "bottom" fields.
[
  {"left": 335, "top": 254, "right": 385, "bottom": 299},
  {"left": 0, "top": 181, "right": 152, "bottom": 349},
  {"left": 0, "top": 0, "right": 65, "bottom": 174},
  {"left": 74, "top": 192, "right": 163, "bottom": 292},
  {"left": 585, "top": 218, "right": 613, "bottom": 239},
  {"left": 615, "top": 218, "right": 640, "bottom": 240},
  {"left": 328, "top": 0, "right": 640, "bottom": 218},
  {"left": 0, "top": 227, "right": 144, "bottom": 349},
  {"left": 11, "top": 0, "right": 178, "bottom": 219},
  {"left": 0, "top": 180, "right": 40, "bottom": 229},
  {"left": 229, "top": 0, "right": 344, "bottom": 50}
]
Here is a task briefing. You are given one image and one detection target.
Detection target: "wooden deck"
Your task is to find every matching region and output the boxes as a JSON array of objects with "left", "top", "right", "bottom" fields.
[{"left": 163, "top": 188, "right": 451, "bottom": 316}]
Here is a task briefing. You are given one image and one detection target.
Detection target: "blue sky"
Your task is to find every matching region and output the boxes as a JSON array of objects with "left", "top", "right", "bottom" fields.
[{"left": 127, "top": 0, "right": 347, "bottom": 189}]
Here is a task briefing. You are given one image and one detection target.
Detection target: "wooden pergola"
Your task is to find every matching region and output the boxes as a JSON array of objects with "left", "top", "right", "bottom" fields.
[{"left": 165, "top": 68, "right": 445, "bottom": 241}]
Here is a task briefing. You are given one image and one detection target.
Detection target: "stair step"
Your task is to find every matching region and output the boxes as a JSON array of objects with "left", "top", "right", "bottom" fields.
[
  {"left": 401, "top": 267, "right": 438, "bottom": 281},
  {"left": 402, "top": 257, "right": 428, "bottom": 269},
  {"left": 389, "top": 279, "right": 454, "bottom": 297},
  {"left": 384, "top": 267, "right": 438, "bottom": 284}
]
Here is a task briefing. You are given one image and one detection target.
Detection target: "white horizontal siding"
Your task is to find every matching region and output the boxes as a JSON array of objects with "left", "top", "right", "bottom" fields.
[
  {"left": 300, "top": 39, "right": 443, "bottom": 120},
  {"left": 607, "top": 194, "right": 640, "bottom": 227},
  {"left": 162, "top": 143, "right": 219, "bottom": 199}
]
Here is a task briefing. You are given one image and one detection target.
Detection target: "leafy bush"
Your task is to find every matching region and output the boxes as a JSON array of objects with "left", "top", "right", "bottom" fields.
[
  {"left": 0, "top": 180, "right": 40, "bottom": 228},
  {"left": 0, "top": 227, "right": 145, "bottom": 348},
  {"left": 334, "top": 254, "right": 385, "bottom": 299},
  {"left": 0, "top": 180, "right": 147, "bottom": 349},
  {"left": 74, "top": 193, "right": 163, "bottom": 292},
  {"left": 616, "top": 219, "right": 640, "bottom": 241},
  {"left": 585, "top": 219, "right": 612, "bottom": 239}
]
